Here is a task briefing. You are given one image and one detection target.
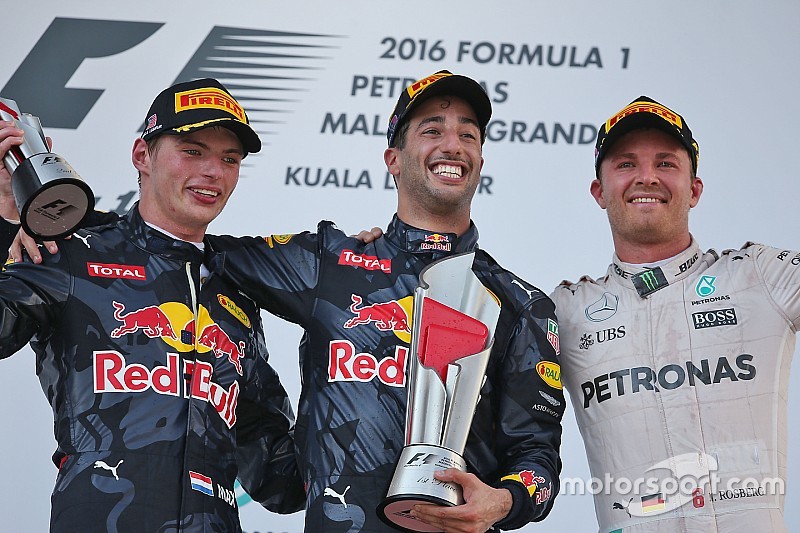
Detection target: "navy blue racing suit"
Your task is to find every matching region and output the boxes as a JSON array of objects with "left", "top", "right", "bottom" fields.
[
  {"left": 208, "top": 215, "right": 564, "bottom": 531},
  {"left": 0, "top": 205, "right": 303, "bottom": 532}
]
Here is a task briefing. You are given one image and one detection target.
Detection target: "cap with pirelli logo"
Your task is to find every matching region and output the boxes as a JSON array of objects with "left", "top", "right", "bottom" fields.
[
  {"left": 387, "top": 70, "right": 492, "bottom": 147},
  {"left": 594, "top": 96, "right": 699, "bottom": 176},
  {"left": 141, "top": 78, "right": 261, "bottom": 156}
]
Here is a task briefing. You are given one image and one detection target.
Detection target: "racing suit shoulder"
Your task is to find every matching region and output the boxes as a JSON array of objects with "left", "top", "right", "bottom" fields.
[
  {"left": 471, "top": 250, "right": 564, "bottom": 528},
  {"left": 720, "top": 242, "right": 800, "bottom": 330},
  {"left": 207, "top": 226, "right": 325, "bottom": 325}
]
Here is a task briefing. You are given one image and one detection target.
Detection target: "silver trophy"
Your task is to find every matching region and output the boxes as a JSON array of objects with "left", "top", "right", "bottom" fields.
[
  {"left": 378, "top": 252, "right": 501, "bottom": 532},
  {"left": 0, "top": 97, "right": 94, "bottom": 239}
]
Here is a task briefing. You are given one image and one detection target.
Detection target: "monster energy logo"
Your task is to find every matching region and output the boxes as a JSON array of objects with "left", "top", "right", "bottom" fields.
[
  {"left": 640, "top": 271, "right": 658, "bottom": 290},
  {"left": 631, "top": 267, "right": 668, "bottom": 297}
]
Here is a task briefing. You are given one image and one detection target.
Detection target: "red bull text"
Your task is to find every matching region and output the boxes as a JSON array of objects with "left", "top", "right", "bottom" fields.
[
  {"left": 328, "top": 341, "right": 408, "bottom": 387},
  {"left": 93, "top": 352, "right": 239, "bottom": 428}
]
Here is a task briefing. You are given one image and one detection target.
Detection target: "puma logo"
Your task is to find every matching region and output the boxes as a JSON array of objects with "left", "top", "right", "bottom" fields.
[
  {"left": 93, "top": 459, "right": 124, "bottom": 480},
  {"left": 324, "top": 485, "right": 351, "bottom": 508},
  {"left": 512, "top": 279, "right": 534, "bottom": 300},
  {"left": 75, "top": 233, "right": 92, "bottom": 249}
]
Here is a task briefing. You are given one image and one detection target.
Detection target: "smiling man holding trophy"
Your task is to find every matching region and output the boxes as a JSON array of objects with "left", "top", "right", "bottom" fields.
[{"left": 206, "top": 70, "right": 565, "bottom": 532}]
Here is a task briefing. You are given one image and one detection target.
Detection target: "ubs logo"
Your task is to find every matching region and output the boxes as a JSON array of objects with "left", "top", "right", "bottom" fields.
[{"left": 579, "top": 326, "right": 626, "bottom": 350}]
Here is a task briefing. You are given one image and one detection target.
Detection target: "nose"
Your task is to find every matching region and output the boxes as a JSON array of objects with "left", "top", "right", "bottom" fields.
[
  {"left": 202, "top": 156, "right": 226, "bottom": 180},
  {"left": 439, "top": 129, "right": 463, "bottom": 155},
  {"left": 636, "top": 165, "right": 661, "bottom": 186}
]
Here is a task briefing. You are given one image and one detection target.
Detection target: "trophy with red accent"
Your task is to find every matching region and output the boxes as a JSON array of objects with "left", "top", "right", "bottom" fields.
[
  {"left": 0, "top": 97, "right": 94, "bottom": 239},
  {"left": 378, "top": 251, "right": 501, "bottom": 532}
]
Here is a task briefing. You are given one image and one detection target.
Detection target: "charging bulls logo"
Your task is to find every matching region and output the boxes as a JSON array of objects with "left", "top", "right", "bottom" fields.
[
  {"left": 191, "top": 323, "right": 245, "bottom": 376},
  {"left": 501, "top": 469, "right": 550, "bottom": 504},
  {"left": 343, "top": 294, "right": 414, "bottom": 343},
  {"left": 109, "top": 301, "right": 245, "bottom": 375},
  {"left": 110, "top": 301, "right": 177, "bottom": 339}
]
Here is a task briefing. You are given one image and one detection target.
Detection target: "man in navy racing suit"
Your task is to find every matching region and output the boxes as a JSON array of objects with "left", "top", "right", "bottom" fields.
[
  {"left": 208, "top": 71, "right": 564, "bottom": 532},
  {"left": 0, "top": 79, "right": 303, "bottom": 531},
  {"left": 551, "top": 96, "right": 799, "bottom": 532}
]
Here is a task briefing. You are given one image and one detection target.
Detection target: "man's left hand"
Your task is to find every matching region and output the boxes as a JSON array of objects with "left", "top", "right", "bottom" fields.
[{"left": 412, "top": 469, "right": 512, "bottom": 533}]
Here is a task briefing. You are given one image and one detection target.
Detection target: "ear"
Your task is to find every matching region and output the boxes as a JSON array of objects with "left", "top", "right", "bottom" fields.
[
  {"left": 384, "top": 147, "right": 400, "bottom": 178},
  {"left": 689, "top": 176, "right": 703, "bottom": 208},
  {"left": 590, "top": 178, "right": 607, "bottom": 209},
  {"left": 132, "top": 138, "right": 150, "bottom": 174}
]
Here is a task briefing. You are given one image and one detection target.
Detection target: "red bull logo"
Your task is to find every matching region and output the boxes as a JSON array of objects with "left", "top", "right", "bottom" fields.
[
  {"left": 420, "top": 233, "right": 452, "bottom": 252},
  {"left": 93, "top": 351, "right": 239, "bottom": 428},
  {"left": 109, "top": 301, "right": 246, "bottom": 376},
  {"left": 501, "top": 470, "right": 546, "bottom": 498},
  {"left": 328, "top": 340, "right": 408, "bottom": 387},
  {"left": 196, "top": 323, "right": 245, "bottom": 376},
  {"left": 110, "top": 301, "right": 178, "bottom": 339},
  {"left": 344, "top": 294, "right": 411, "bottom": 333}
]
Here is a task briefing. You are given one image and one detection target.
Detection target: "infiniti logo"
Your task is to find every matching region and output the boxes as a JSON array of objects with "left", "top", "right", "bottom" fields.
[{"left": 585, "top": 292, "right": 619, "bottom": 322}]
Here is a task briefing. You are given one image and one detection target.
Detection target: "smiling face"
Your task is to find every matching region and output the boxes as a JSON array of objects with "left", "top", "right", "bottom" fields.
[
  {"left": 384, "top": 95, "right": 484, "bottom": 234},
  {"left": 591, "top": 128, "right": 703, "bottom": 262},
  {"left": 133, "top": 126, "right": 243, "bottom": 242}
]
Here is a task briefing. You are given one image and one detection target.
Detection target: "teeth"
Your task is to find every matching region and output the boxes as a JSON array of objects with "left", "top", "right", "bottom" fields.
[
  {"left": 191, "top": 188, "right": 219, "bottom": 197},
  {"left": 432, "top": 164, "right": 462, "bottom": 178},
  {"left": 631, "top": 197, "right": 661, "bottom": 203}
]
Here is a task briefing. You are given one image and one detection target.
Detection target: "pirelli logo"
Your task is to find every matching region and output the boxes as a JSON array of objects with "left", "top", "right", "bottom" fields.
[
  {"left": 407, "top": 72, "right": 451, "bottom": 99},
  {"left": 605, "top": 102, "right": 682, "bottom": 132},
  {"left": 174, "top": 88, "right": 246, "bottom": 122}
]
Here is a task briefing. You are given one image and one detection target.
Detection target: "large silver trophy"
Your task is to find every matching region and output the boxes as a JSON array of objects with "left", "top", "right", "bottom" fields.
[
  {"left": 378, "top": 252, "right": 501, "bottom": 532},
  {"left": 0, "top": 97, "right": 94, "bottom": 239}
]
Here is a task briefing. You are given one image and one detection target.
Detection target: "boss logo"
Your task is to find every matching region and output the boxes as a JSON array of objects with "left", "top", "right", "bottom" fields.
[{"left": 692, "top": 308, "right": 737, "bottom": 329}]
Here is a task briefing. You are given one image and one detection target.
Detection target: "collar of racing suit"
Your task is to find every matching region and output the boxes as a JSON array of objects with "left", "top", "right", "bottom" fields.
[
  {"left": 383, "top": 214, "right": 480, "bottom": 256},
  {"left": 116, "top": 203, "right": 207, "bottom": 264},
  {"left": 608, "top": 236, "right": 715, "bottom": 297}
]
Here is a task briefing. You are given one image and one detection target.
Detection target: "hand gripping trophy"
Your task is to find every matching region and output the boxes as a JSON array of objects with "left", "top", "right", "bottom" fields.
[
  {"left": 378, "top": 252, "right": 501, "bottom": 532},
  {"left": 0, "top": 97, "right": 94, "bottom": 239}
]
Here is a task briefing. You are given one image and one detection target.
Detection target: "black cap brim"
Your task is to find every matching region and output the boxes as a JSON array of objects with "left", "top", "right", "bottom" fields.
[{"left": 167, "top": 118, "right": 261, "bottom": 156}]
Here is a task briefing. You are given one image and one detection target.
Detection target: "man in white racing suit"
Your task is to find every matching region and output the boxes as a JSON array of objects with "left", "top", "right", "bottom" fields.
[{"left": 551, "top": 96, "right": 799, "bottom": 532}]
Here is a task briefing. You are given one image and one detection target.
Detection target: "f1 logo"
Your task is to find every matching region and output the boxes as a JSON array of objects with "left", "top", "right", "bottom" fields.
[
  {"left": 3, "top": 18, "right": 163, "bottom": 128},
  {"left": 405, "top": 453, "right": 437, "bottom": 467}
]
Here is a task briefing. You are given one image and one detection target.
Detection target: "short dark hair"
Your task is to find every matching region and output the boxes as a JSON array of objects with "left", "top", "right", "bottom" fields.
[{"left": 137, "top": 135, "right": 165, "bottom": 189}]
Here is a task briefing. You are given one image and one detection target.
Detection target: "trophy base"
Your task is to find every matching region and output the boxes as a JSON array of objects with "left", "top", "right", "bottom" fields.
[
  {"left": 377, "top": 444, "right": 466, "bottom": 532},
  {"left": 12, "top": 156, "right": 95, "bottom": 239}
]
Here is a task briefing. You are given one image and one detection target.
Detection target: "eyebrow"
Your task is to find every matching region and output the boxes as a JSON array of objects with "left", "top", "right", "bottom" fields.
[
  {"left": 611, "top": 151, "right": 682, "bottom": 160},
  {"left": 416, "top": 115, "right": 480, "bottom": 130},
  {"left": 176, "top": 136, "right": 243, "bottom": 156}
]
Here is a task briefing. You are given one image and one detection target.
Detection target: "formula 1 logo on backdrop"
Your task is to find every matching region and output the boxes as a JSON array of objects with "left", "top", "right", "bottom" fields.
[
  {"left": 3, "top": 18, "right": 341, "bottom": 142},
  {"left": 3, "top": 17, "right": 342, "bottom": 213}
]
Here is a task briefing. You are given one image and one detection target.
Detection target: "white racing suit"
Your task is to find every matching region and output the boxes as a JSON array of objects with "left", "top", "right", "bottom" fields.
[{"left": 551, "top": 239, "right": 799, "bottom": 532}]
